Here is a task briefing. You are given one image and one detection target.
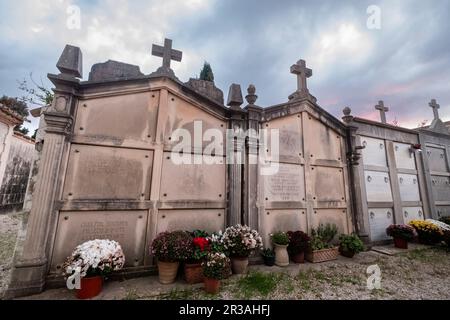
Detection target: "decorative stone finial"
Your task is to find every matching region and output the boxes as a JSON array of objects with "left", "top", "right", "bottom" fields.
[
  {"left": 56, "top": 45, "right": 83, "bottom": 78},
  {"left": 227, "top": 84, "right": 244, "bottom": 110},
  {"left": 342, "top": 107, "right": 354, "bottom": 123},
  {"left": 245, "top": 84, "right": 258, "bottom": 105}
]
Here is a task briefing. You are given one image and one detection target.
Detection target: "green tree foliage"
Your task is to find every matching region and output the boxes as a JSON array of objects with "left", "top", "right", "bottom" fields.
[
  {"left": 18, "top": 73, "right": 54, "bottom": 107},
  {"left": 199, "top": 62, "right": 215, "bottom": 82},
  {"left": 0, "top": 95, "right": 29, "bottom": 117}
]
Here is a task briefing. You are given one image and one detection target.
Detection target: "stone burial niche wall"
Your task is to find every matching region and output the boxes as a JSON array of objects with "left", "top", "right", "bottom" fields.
[
  {"left": 343, "top": 112, "right": 430, "bottom": 243},
  {"left": 6, "top": 44, "right": 230, "bottom": 297},
  {"left": 256, "top": 99, "right": 353, "bottom": 247},
  {"left": 417, "top": 100, "right": 450, "bottom": 220}
]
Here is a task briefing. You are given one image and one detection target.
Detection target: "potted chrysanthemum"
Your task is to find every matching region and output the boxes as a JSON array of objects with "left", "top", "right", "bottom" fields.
[
  {"left": 63, "top": 239, "right": 125, "bottom": 299},
  {"left": 386, "top": 224, "right": 417, "bottom": 249},
  {"left": 222, "top": 225, "right": 263, "bottom": 274},
  {"left": 151, "top": 231, "right": 193, "bottom": 284},
  {"left": 202, "top": 252, "right": 230, "bottom": 294}
]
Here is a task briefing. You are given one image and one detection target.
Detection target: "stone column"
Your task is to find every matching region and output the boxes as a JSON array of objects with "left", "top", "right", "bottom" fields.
[{"left": 6, "top": 75, "right": 77, "bottom": 298}]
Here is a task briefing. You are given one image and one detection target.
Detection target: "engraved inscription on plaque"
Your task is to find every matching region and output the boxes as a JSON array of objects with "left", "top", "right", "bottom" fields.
[
  {"left": 264, "top": 163, "right": 305, "bottom": 202},
  {"left": 51, "top": 211, "right": 148, "bottom": 270}
]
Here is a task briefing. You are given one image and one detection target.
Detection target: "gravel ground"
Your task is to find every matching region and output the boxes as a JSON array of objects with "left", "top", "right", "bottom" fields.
[
  {"left": 2, "top": 210, "right": 449, "bottom": 300},
  {"left": 0, "top": 212, "right": 21, "bottom": 298}
]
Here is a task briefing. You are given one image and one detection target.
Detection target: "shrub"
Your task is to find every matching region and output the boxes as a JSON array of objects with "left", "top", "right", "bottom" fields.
[
  {"left": 63, "top": 239, "right": 125, "bottom": 279},
  {"left": 271, "top": 231, "right": 289, "bottom": 246},
  {"left": 151, "top": 231, "right": 193, "bottom": 262},
  {"left": 409, "top": 220, "right": 443, "bottom": 245},
  {"left": 222, "top": 225, "right": 263, "bottom": 258},
  {"left": 439, "top": 216, "right": 450, "bottom": 226},
  {"left": 386, "top": 224, "right": 417, "bottom": 241},
  {"left": 309, "top": 223, "right": 338, "bottom": 251},
  {"left": 287, "top": 231, "right": 310, "bottom": 255},
  {"left": 203, "top": 252, "right": 230, "bottom": 280},
  {"left": 339, "top": 234, "right": 364, "bottom": 253}
]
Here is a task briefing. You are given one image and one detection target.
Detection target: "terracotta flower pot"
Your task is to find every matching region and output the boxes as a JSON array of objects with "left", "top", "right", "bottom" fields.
[
  {"left": 231, "top": 256, "right": 249, "bottom": 274},
  {"left": 204, "top": 277, "right": 220, "bottom": 294},
  {"left": 291, "top": 251, "right": 305, "bottom": 264},
  {"left": 394, "top": 237, "right": 408, "bottom": 249},
  {"left": 158, "top": 260, "right": 180, "bottom": 284},
  {"left": 76, "top": 276, "right": 103, "bottom": 300},
  {"left": 274, "top": 244, "right": 289, "bottom": 267},
  {"left": 184, "top": 262, "right": 204, "bottom": 284}
]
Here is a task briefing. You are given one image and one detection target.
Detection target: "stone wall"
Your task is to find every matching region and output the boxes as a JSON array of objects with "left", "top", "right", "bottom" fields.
[{"left": 0, "top": 134, "right": 35, "bottom": 212}]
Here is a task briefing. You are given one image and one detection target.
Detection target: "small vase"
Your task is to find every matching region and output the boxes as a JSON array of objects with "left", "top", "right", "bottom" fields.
[
  {"left": 231, "top": 256, "right": 249, "bottom": 274},
  {"left": 394, "top": 237, "right": 408, "bottom": 249},
  {"left": 274, "top": 244, "right": 289, "bottom": 267},
  {"left": 158, "top": 260, "right": 180, "bottom": 284},
  {"left": 204, "top": 278, "right": 221, "bottom": 294},
  {"left": 291, "top": 251, "right": 305, "bottom": 264},
  {"left": 76, "top": 276, "right": 103, "bottom": 300}
]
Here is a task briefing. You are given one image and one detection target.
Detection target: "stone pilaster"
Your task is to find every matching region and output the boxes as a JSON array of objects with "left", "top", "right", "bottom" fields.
[{"left": 6, "top": 76, "right": 76, "bottom": 298}]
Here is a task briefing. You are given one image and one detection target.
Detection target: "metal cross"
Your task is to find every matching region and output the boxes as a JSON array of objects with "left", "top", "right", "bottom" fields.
[
  {"left": 429, "top": 99, "right": 440, "bottom": 120},
  {"left": 375, "top": 100, "right": 389, "bottom": 124},
  {"left": 291, "top": 59, "right": 312, "bottom": 93},
  {"left": 151, "top": 38, "right": 182, "bottom": 69}
]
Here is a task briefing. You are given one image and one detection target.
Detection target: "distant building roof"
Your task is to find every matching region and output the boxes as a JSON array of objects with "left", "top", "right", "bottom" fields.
[{"left": 0, "top": 104, "right": 25, "bottom": 126}]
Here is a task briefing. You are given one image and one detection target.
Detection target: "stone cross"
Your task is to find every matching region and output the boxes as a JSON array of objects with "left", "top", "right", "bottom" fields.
[
  {"left": 152, "top": 38, "right": 182, "bottom": 69},
  {"left": 291, "top": 59, "right": 312, "bottom": 93},
  {"left": 375, "top": 100, "right": 389, "bottom": 124},
  {"left": 429, "top": 99, "right": 440, "bottom": 120}
]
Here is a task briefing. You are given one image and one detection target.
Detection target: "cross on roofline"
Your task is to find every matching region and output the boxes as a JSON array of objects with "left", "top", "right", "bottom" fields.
[
  {"left": 291, "top": 59, "right": 312, "bottom": 93},
  {"left": 375, "top": 100, "right": 389, "bottom": 124},
  {"left": 429, "top": 99, "right": 440, "bottom": 120},
  {"left": 152, "top": 38, "right": 182, "bottom": 70}
]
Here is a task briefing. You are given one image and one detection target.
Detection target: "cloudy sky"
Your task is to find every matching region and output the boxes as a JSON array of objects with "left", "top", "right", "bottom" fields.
[{"left": 1, "top": 0, "right": 449, "bottom": 132}]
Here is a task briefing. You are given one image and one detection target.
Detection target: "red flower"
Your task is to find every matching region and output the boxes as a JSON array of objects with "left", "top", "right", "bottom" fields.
[{"left": 193, "top": 237, "right": 209, "bottom": 251}]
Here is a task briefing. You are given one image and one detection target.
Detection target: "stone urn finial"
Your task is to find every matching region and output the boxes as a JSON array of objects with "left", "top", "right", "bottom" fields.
[
  {"left": 342, "top": 107, "right": 354, "bottom": 123},
  {"left": 246, "top": 84, "right": 258, "bottom": 105}
]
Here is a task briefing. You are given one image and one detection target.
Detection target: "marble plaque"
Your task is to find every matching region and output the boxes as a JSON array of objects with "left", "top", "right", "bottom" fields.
[
  {"left": 156, "top": 209, "right": 225, "bottom": 234},
  {"left": 394, "top": 142, "right": 416, "bottom": 170},
  {"left": 264, "top": 163, "right": 305, "bottom": 202},
  {"left": 427, "top": 146, "right": 448, "bottom": 172},
  {"left": 364, "top": 171, "right": 393, "bottom": 202},
  {"left": 75, "top": 92, "right": 158, "bottom": 144},
  {"left": 368, "top": 208, "right": 394, "bottom": 241},
  {"left": 402, "top": 207, "right": 424, "bottom": 224},
  {"left": 361, "top": 136, "right": 387, "bottom": 167},
  {"left": 312, "top": 166, "right": 345, "bottom": 203},
  {"left": 160, "top": 153, "right": 225, "bottom": 201},
  {"left": 304, "top": 116, "right": 341, "bottom": 161},
  {"left": 265, "top": 115, "right": 303, "bottom": 158},
  {"left": 431, "top": 175, "right": 450, "bottom": 201},
  {"left": 63, "top": 145, "right": 153, "bottom": 200},
  {"left": 398, "top": 174, "right": 421, "bottom": 202},
  {"left": 51, "top": 210, "right": 148, "bottom": 270},
  {"left": 260, "top": 209, "right": 307, "bottom": 247}
]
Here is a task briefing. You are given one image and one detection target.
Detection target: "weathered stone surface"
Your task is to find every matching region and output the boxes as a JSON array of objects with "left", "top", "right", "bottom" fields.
[
  {"left": 50, "top": 210, "right": 148, "bottom": 270},
  {"left": 88, "top": 60, "right": 144, "bottom": 82},
  {"left": 156, "top": 209, "right": 225, "bottom": 234},
  {"left": 185, "top": 78, "right": 224, "bottom": 105},
  {"left": 264, "top": 163, "right": 305, "bottom": 202},
  {"left": 227, "top": 83, "right": 243, "bottom": 109},
  {"left": 368, "top": 208, "right": 394, "bottom": 241},
  {"left": 56, "top": 45, "right": 82, "bottom": 78}
]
